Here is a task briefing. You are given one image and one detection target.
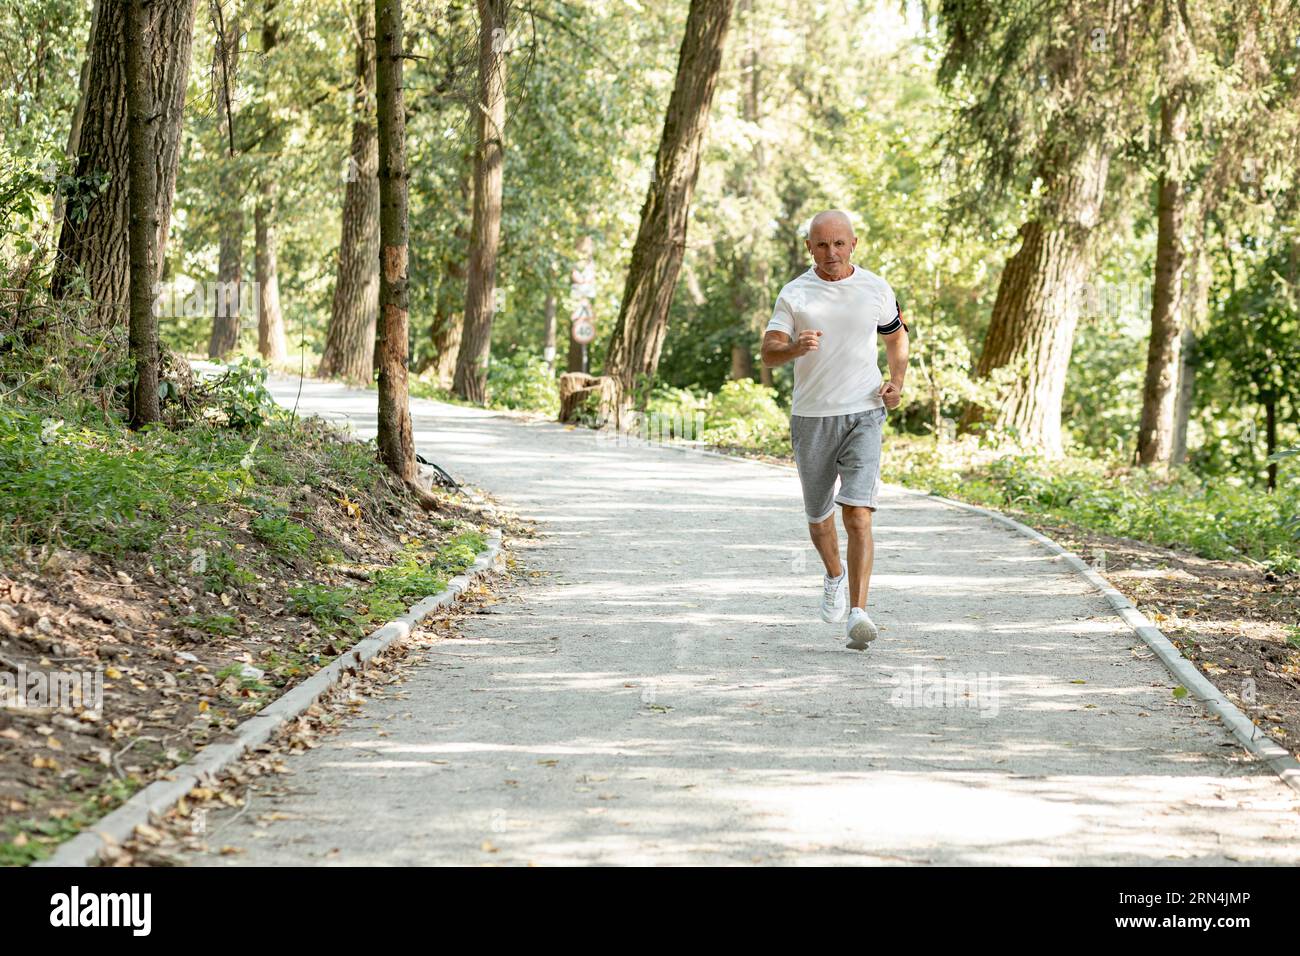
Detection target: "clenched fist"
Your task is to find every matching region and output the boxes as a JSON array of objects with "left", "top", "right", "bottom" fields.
[
  {"left": 793, "top": 329, "right": 823, "bottom": 356},
  {"left": 879, "top": 380, "right": 903, "bottom": 410}
]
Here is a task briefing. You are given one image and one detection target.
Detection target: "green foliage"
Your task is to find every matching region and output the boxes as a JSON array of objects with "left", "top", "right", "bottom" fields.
[
  {"left": 250, "top": 514, "right": 316, "bottom": 558},
  {"left": 705, "top": 380, "right": 790, "bottom": 454},
  {"left": 287, "top": 531, "right": 486, "bottom": 639},
  {"left": 180, "top": 613, "right": 240, "bottom": 636},
  {"left": 1195, "top": 244, "right": 1300, "bottom": 484},
  {"left": 888, "top": 437, "right": 1300, "bottom": 574},
  {"left": 427, "top": 530, "right": 487, "bottom": 576},
  {"left": 200, "top": 359, "right": 284, "bottom": 431},
  {"left": 649, "top": 380, "right": 791, "bottom": 456},
  {"left": 0, "top": 776, "right": 137, "bottom": 866},
  {"left": 0, "top": 404, "right": 250, "bottom": 556},
  {"left": 215, "top": 663, "right": 273, "bottom": 694},
  {"left": 287, "top": 584, "right": 360, "bottom": 631},
  {"left": 201, "top": 549, "right": 257, "bottom": 595},
  {"left": 486, "top": 351, "right": 559, "bottom": 411}
]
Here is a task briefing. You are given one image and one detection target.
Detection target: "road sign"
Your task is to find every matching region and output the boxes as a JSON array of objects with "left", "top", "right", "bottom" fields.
[{"left": 572, "top": 318, "right": 595, "bottom": 344}]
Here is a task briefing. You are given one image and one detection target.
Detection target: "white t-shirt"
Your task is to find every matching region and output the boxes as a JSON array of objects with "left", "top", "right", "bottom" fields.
[{"left": 765, "top": 265, "right": 903, "bottom": 417}]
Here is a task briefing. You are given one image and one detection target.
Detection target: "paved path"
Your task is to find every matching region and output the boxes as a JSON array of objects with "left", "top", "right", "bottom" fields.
[{"left": 191, "top": 373, "right": 1300, "bottom": 865}]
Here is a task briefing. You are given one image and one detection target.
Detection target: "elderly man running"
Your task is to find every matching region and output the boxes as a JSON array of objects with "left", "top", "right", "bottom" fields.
[{"left": 760, "top": 210, "right": 910, "bottom": 650}]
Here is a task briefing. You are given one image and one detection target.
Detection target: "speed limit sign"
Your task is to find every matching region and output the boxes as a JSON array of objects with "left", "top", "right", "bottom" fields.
[{"left": 572, "top": 318, "right": 595, "bottom": 344}]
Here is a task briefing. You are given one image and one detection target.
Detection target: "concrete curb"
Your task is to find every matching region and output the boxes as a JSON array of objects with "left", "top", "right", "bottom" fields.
[
  {"left": 895, "top": 487, "right": 1300, "bottom": 794},
  {"left": 555, "top": 420, "right": 1300, "bottom": 793},
  {"left": 35, "top": 529, "right": 505, "bottom": 867}
]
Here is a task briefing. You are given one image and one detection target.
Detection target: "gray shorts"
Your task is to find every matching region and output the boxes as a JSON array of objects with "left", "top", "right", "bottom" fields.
[{"left": 790, "top": 406, "right": 886, "bottom": 523}]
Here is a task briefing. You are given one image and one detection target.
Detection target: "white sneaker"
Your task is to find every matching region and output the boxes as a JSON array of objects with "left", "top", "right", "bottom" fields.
[
  {"left": 845, "top": 607, "right": 879, "bottom": 650},
  {"left": 820, "top": 571, "right": 847, "bottom": 623}
]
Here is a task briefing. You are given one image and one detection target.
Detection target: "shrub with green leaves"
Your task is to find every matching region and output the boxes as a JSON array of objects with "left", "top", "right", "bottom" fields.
[
  {"left": 887, "top": 436, "right": 1300, "bottom": 575},
  {"left": 487, "top": 352, "right": 559, "bottom": 412},
  {"left": 648, "top": 380, "right": 791, "bottom": 456},
  {"left": 0, "top": 404, "right": 248, "bottom": 556},
  {"left": 250, "top": 514, "right": 316, "bottom": 558},
  {"left": 705, "top": 379, "right": 790, "bottom": 455},
  {"left": 201, "top": 358, "right": 283, "bottom": 430}
]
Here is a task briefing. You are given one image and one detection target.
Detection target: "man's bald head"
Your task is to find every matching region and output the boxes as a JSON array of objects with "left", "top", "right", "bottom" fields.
[
  {"left": 807, "top": 210, "right": 856, "bottom": 239},
  {"left": 805, "top": 209, "right": 857, "bottom": 281}
]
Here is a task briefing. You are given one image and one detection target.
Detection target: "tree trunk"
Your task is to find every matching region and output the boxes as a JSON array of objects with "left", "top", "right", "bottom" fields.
[
  {"left": 1265, "top": 398, "right": 1278, "bottom": 491},
  {"left": 959, "top": 137, "right": 1110, "bottom": 455},
  {"left": 728, "top": 251, "right": 754, "bottom": 380},
  {"left": 1171, "top": 327, "right": 1196, "bottom": 464},
  {"left": 730, "top": 344, "right": 754, "bottom": 380},
  {"left": 318, "top": 0, "right": 380, "bottom": 384},
  {"left": 52, "top": 0, "right": 199, "bottom": 327},
  {"left": 732, "top": 0, "right": 764, "bottom": 384},
  {"left": 206, "top": 206, "right": 244, "bottom": 358},
  {"left": 1172, "top": 219, "right": 1210, "bottom": 465},
  {"left": 429, "top": 303, "right": 463, "bottom": 387},
  {"left": 452, "top": 0, "right": 509, "bottom": 404},
  {"left": 567, "top": 333, "right": 586, "bottom": 373},
  {"left": 543, "top": 292, "right": 557, "bottom": 370},
  {"left": 206, "top": 14, "right": 244, "bottom": 360},
  {"left": 603, "top": 0, "right": 735, "bottom": 419},
  {"left": 375, "top": 0, "right": 416, "bottom": 484},
  {"left": 126, "top": 0, "right": 160, "bottom": 426},
  {"left": 558, "top": 372, "right": 615, "bottom": 424},
  {"left": 425, "top": 243, "right": 465, "bottom": 387},
  {"left": 255, "top": 180, "right": 287, "bottom": 362},
  {"left": 420, "top": 160, "right": 470, "bottom": 386},
  {"left": 1138, "top": 0, "right": 1194, "bottom": 466},
  {"left": 1137, "top": 94, "right": 1188, "bottom": 465}
]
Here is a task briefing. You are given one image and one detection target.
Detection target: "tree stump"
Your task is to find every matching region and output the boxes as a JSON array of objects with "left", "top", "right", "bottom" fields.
[{"left": 558, "top": 372, "right": 615, "bottom": 425}]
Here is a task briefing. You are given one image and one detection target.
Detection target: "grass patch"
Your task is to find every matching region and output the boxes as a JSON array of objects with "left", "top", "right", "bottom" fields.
[
  {"left": 286, "top": 531, "right": 487, "bottom": 639},
  {"left": 886, "top": 435, "right": 1300, "bottom": 574},
  {"left": 0, "top": 776, "right": 140, "bottom": 866},
  {"left": 0, "top": 404, "right": 253, "bottom": 558}
]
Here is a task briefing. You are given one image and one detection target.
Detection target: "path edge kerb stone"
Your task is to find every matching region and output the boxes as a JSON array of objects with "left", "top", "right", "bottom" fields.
[
  {"left": 34, "top": 528, "right": 505, "bottom": 868},
  {"left": 556, "top": 420, "right": 1300, "bottom": 794},
  {"left": 898, "top": 488, "right": 1300, "bottom": 794}
]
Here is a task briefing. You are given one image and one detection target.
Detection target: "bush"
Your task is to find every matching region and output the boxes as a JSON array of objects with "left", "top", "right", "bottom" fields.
[
  {"left": 486, "top": 352, "right": 558, "bottom": 412},
  {"left": 198, "top": 357, "right": 283, "bottom": 430},
  {"left": 886, "top": 435, "right": 1300, "bottom": 574},
  {"left": 705, "top": 380, "right": 790, "bottom": 455},
  {"left": 647, "top": 380, "right": 791, "bottom": 456},
  {"left": 0, "top": 404, "right": 250, "bottom": 556}
]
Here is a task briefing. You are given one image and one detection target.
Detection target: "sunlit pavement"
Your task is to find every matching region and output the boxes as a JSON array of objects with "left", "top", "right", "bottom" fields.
[{"left": 188, "top": 368, "right": 1300, "bottom": 865}]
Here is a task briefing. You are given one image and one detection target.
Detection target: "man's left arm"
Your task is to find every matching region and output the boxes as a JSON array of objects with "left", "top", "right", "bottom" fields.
[{"left": 877, "top": 291, "right": 910, "bottom": 410}]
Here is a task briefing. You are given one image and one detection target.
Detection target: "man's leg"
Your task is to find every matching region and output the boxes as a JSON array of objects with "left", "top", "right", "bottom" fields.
[
  {"left": 842, "top": 505, "right": 874, "bottom": 610},
  {"left": 808, "top": 513, "right": 843, "bottom": 578}
]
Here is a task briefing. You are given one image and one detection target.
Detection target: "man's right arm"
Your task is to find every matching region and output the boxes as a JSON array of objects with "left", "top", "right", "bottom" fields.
[{"left": 761, "top": 329, "right": 821, "bottom": 368}]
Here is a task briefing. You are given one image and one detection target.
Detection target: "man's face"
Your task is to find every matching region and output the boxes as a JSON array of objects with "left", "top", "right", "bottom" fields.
[{"left": 805, "top": 219, "right": 857, "bottom": 279}]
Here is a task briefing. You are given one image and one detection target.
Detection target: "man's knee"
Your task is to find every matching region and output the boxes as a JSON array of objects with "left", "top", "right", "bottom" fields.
[
  {"left": 808, "top": 513, "right": 836, "bottom": 537},
  {"left": 841, "top": 505, "right": 873, "bottom": 534}
]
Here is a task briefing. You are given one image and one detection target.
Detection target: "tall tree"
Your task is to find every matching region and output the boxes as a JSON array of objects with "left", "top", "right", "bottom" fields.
[
  {"left": 1136, "top": 0, "right": 1195, "bottom": 465},
  {"left": 416, "top": 151, "right": 472, "bottom": 387},
  {"left": 255, "top": 180, "right": 287, "bottom": 361},
  {"left": 964, "top": 138, "right": 1112, "bottom": 453},
  {"left": 206, "top": 7, "right": 245, "bottom": 360},
  {"left": 318, "top": 0, "right": 380, "bottom": 383},
  {"left": 728, "top": 0, "right": 768, "bottom": 385},
  {"left": 1143, "top": 1, "right": 1300, "bottom": 465},
  {"left": 126, "top": 0, "right": 161, "bottom": 426},
  {"left": 452, "top": 0, "right": 509, "bottom": 404},
  {"left": 253, "top": 4, "right": 286, "bottom": 363},
  {"left": 943, "top": 0, "right": 1150, "bottom": 455},
  {"left": 374, "top": 0, "right": 425, "bottom": 498},
  {"left": 603, "top": 0, "right": 736, "bottom": 417},
  {"left": 51, "top": 0, "right": 199, "bottom": 327}
]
